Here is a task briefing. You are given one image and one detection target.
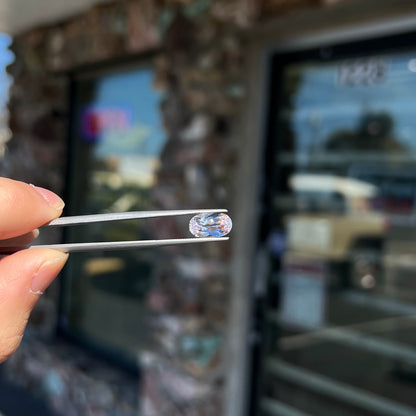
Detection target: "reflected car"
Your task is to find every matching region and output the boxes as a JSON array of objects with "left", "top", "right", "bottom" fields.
[{"left": 285, "top": 173, "right": 387, "bottom": 290}]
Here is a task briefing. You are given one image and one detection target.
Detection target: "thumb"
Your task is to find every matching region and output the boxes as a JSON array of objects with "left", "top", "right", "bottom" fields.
[{"left": 0, "top": 248, "right": 68, "bottom": 362}]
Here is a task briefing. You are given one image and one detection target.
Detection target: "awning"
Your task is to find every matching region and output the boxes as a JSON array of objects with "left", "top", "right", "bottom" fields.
[{"left": 0, "top": 0, "right": 110, "bottom": 35}]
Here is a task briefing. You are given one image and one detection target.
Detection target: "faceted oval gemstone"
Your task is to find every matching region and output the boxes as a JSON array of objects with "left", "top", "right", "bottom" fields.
[{"left": 189, "top": 212, "right": 232, "bottom": 238}]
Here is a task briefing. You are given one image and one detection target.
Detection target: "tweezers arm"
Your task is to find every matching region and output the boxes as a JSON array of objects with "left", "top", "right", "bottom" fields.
[
  {"left": 46, "top": 209, "right": 228, "bottom": 227},
  {"left": 29, "top": 237, "right": 229, "bottom": 252}
]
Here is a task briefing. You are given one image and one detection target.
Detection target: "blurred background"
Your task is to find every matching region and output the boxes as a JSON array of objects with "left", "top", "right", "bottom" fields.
[{"left": 1, "top": 0, "right": 416, "bottom": 415}]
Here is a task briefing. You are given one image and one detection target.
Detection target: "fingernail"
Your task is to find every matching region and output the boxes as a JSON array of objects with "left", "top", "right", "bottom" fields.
[
  {"left": 30, "top": 185, "right": 65, "bottom": 210},
  {"left": 30, "top": 252, "right": 68, "bottom": 295}
]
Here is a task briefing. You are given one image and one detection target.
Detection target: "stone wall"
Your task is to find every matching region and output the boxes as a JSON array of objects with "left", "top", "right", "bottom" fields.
[{"left": 2, "top": 0, "right": 344, "bottom": 415}]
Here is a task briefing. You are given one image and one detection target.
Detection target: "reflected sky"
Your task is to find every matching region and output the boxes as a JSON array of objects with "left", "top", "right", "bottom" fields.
[
  {"left": 289, "top": 51, "right": 416, "bottom": 152},
  {"left": 84, "top": 68, "right": 166, "bottom": 158},
  {"left": 0, "top": 33, "right": 13, "bottom": 109},
  {"left": 78, "top": 67, "right": 167, "bottom": 188}
]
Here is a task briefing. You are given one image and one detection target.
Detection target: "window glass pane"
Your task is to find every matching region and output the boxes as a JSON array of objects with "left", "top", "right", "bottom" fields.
[
  {"left": 260, "top": 47, "right": 416, "bottom": 415},
  {"left": 62, "top": 66, "right": 166, "bottom": 362}
]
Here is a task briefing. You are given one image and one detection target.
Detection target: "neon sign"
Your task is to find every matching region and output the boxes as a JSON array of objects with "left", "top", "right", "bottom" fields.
[{"left": 81, "top": 105, "right": 133, "bottom": 141}]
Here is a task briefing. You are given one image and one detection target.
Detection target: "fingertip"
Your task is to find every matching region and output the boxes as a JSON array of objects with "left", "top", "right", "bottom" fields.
[
  {"left": 29, "top": 185, "right": 65, "bottom": 211},
  {"left": 29, "top": 249, "right": 69, "bottom": 295},
  {"left": 0, "top": 248, "right": 68, "bottom": 294},
  {"left": 0, "top": 248, "right": 68, "bottom": 362},
  {"left": 0, "top": 229, "right": 40, "bottom": 249},
  {"left": 0, "top": 178, "right": 65, "bottom": 239}
]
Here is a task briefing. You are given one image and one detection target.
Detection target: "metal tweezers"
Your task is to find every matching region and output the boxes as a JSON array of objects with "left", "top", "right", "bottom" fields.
[{"left": 27, "top": 209, "right": 229, "bottom": 253}]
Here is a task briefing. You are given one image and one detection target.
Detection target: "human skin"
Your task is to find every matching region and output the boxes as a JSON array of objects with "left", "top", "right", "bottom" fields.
[{"left": 0, "top": 178, "right": 68, "bottom": 362}]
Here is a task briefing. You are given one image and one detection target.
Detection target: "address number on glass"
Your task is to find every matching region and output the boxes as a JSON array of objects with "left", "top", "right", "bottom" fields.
[{"left": 338, "top": 58, "right": 388, "bottom": 86}]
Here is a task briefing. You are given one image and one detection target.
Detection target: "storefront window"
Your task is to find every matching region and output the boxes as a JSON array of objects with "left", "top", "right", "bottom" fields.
[
  {"left": 61, "top": 64, "right": 166, "bottom": 364},
  {"left": 258, "top": 36, "right": 416, "bottom": 415}
]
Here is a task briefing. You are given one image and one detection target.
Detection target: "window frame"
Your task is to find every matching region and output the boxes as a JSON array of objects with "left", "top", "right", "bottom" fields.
[
  {"left": 252, "top": 29, "right": 416, "bottom": 415},
  {"left": 57, "top": 51, "right": 161, "bottom": 371}
]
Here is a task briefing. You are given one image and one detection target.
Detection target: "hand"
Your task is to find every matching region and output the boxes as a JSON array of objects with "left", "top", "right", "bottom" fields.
[{"left": 0, "top": 178, "right": 68, "bottom": 362}]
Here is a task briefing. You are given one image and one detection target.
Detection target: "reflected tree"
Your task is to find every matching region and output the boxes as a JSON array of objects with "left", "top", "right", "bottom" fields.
[{"left": 324, "top": 111, "right": 407, "bottom": 152}]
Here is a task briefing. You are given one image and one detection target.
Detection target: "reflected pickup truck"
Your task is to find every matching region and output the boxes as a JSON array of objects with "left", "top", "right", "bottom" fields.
[{"left": 285, "top": 173, "right": 387, "bottom": 289}]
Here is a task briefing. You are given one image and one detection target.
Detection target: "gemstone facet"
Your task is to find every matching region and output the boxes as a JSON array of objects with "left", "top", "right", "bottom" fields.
[{"left": 189, "top": 212, "right": 232, "bottom": 238}]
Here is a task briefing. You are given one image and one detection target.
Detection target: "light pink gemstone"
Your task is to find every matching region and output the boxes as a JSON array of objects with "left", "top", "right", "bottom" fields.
[{"left": 189, "top": 213, "right": 232, "bottom": 237}]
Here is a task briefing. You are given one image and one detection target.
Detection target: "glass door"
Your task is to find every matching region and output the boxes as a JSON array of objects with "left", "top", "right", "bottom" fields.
[{"left": 256, "top": 34, "right": 416, "bottom": 416}]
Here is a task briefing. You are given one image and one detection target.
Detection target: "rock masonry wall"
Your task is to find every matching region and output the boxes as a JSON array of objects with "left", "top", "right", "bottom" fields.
[{"left": 3, "top": 0, "right": 341, "bottom": 415}]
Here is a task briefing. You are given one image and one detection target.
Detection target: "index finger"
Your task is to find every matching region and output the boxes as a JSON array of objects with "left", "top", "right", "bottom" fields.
[{"left": 0, "top": 178, "right": 64, "bottom": 240}]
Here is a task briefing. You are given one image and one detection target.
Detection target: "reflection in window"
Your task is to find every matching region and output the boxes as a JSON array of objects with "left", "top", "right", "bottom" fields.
[
  {"left": 62, "top": 66, "right": 167, "bottom": 363},
  {"left": 258, "top": 43, "right": 416, "bottom": 416},
  {"left": 282, "top": 53, "right": 416, "bottom": 170},
  {"left": 0, "top": 33, "right": 13, "bottom": 159}
]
